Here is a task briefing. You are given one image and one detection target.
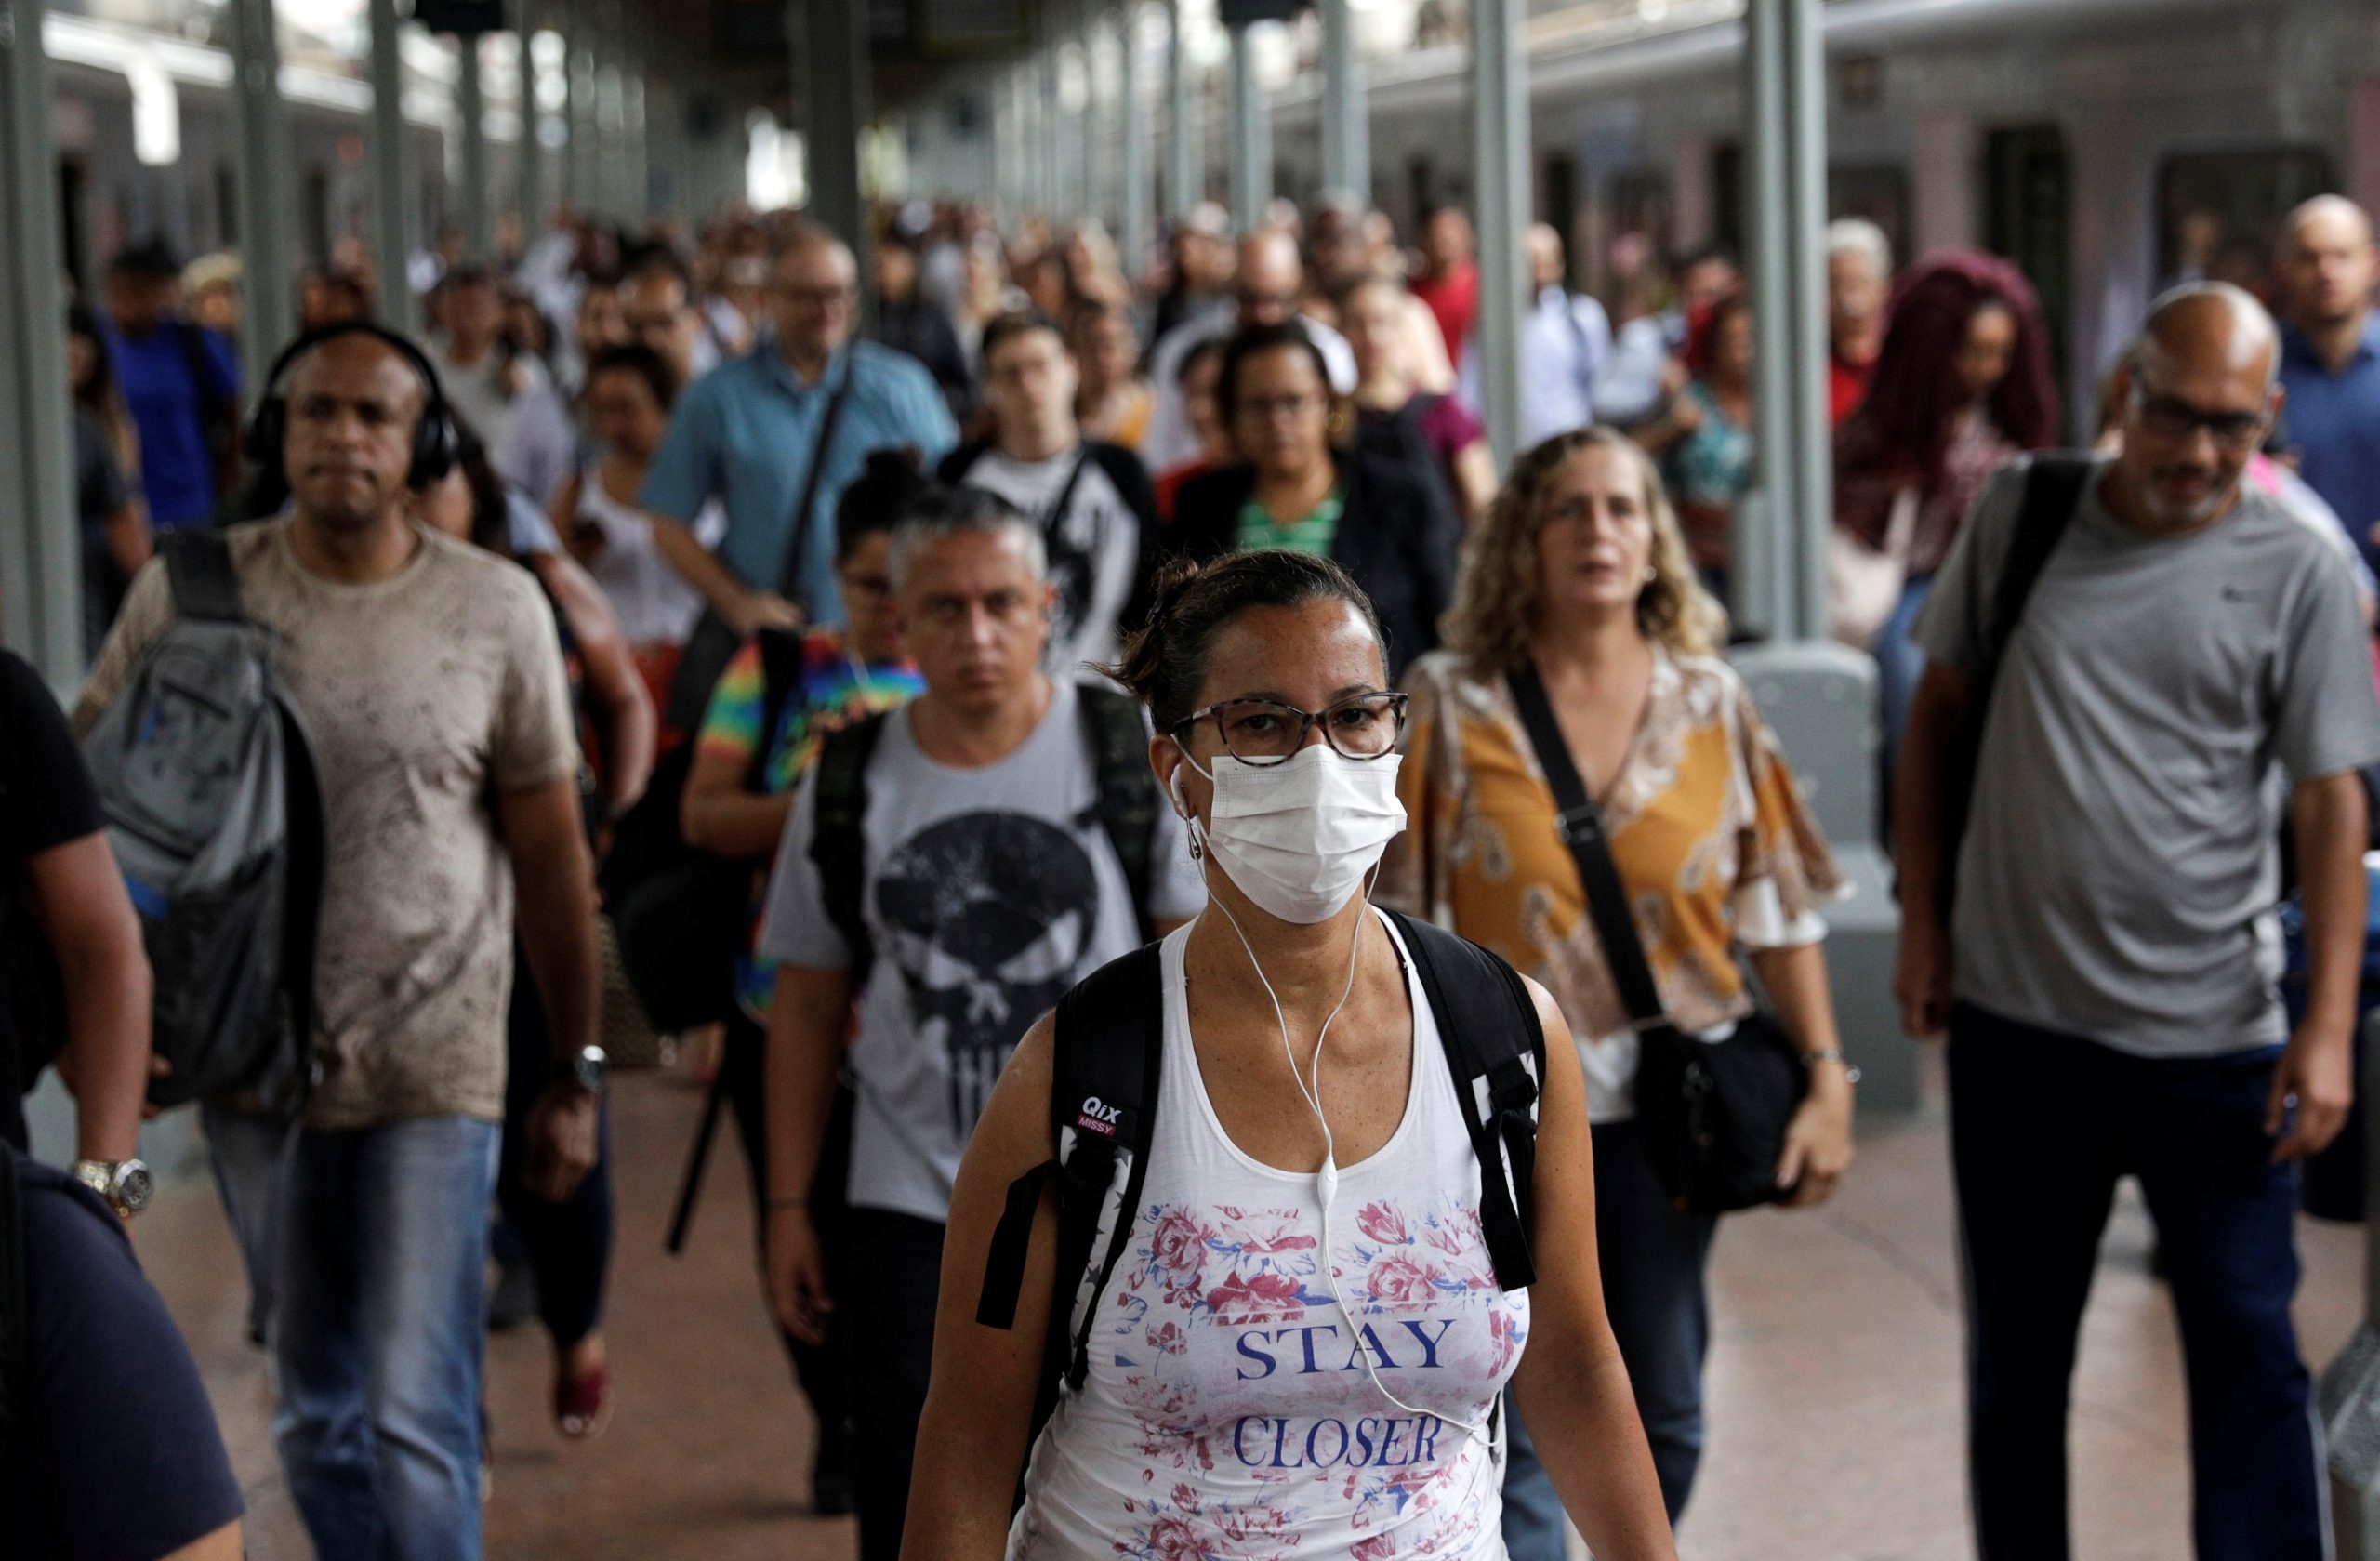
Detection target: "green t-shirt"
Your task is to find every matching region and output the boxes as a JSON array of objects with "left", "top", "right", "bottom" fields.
[{"left": 1236, "top": 489, "right": 1344, "bottom": 558}]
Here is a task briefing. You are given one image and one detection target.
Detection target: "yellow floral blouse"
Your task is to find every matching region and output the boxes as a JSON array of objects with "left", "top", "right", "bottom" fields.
[{"left": 1378, "top": 647, "right": 1844, "bottom": 1122}]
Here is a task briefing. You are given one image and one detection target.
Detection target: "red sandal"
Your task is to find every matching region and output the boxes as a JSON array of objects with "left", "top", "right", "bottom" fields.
[{"left": 554, "top": 1362, "right": 612, "bottom": 1441}]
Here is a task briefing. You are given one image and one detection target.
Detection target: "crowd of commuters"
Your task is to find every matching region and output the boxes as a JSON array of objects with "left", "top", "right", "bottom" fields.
[{"left": 7, "top": 175, "right": 2380, "bottom": 1561}]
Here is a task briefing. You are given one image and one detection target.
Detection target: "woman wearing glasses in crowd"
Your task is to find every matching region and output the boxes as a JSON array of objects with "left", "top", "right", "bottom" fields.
[
  {"left": 1165, "top": 323, "right": 1464, "bottom": 681},
  {"left": 905, "top": 549, "right": 1679, "bottom": 1561},
  {"left": 1376, "top": 428, "right": 1855, "bottom": 1557}
]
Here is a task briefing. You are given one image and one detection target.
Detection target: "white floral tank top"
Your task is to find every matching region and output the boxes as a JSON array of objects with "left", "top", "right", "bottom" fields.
[{"left": 1010, "top": 910, "right": 1530, "bottom": 1560}]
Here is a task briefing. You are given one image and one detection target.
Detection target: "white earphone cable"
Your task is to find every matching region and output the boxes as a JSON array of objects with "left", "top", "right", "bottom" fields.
[{"left": 1188, "top": 812, "right": 1493, "bottom": 1444}]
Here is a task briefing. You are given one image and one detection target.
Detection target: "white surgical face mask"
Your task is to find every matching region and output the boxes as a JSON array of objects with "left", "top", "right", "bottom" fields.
[{"left": 1173, "top": 741, "right": 1407, "bottom": 924}]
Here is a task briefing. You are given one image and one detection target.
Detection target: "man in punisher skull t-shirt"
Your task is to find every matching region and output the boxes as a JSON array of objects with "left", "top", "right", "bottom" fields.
[
  {"left": 756, "top": 489, "right": 1201, "bottom": 1561},
  {"left": 940, "top": 310, "right": 1159, "bottom": 679}
]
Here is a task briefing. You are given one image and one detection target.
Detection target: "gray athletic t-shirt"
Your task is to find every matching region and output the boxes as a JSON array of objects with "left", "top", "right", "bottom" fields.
[
  {"left": 1912, "top": 454, "right": 2380, "bottom": 1057},
  {"left": 758, "top": 678, "right": 1205, "bottom": 1224}
]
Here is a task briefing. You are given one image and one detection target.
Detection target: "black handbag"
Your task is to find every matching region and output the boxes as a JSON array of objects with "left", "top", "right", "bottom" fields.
[{"left": 1506, "top": 662, "right": 1805, "bottom": 1214}]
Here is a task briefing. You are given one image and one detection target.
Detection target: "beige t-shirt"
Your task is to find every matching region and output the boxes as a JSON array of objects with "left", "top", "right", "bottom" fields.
[{"left": 81, "top": 519, "right": 578, "bottom": 1130}]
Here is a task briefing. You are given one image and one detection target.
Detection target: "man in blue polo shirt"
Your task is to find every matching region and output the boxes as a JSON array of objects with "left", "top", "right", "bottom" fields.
[
  {"left": 642, "top": 222, "right": 957, "bottom": 725},
  {"left": 2277, "top": 195, "right": 2380, "bottom": 575},
  {"left": 100, "top": 239, "right": 241, "bottom": 532}
]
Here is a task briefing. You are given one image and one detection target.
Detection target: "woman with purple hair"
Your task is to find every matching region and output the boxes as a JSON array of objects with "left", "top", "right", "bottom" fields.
[{"left": 1833, "top": 250, "right": 2060, "bottom": 795}]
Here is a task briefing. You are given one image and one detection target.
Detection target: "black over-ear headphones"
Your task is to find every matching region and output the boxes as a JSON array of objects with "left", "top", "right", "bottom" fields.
[{"left": 245, "top": 320, "right": 460, "bottom": 491}]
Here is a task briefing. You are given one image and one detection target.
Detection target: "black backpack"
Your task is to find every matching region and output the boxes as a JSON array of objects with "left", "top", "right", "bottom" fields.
[
  {"left": 972, "top": 908, "right": 1546, "bottom": 1444},
  {"left": 78, "top": 531, "right": 323, "bottom": 1113},
  {"left": 603, "top": 628, "right": 811, "bottom": 1032},
  {"left": 806, "top": 681, "right": 1159, "bottom": 983}
]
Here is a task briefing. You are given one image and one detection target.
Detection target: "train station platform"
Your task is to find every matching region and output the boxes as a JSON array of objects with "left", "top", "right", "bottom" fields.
[{"left": 135, "top": 1055, "right": 2364, "bottom": 1561}]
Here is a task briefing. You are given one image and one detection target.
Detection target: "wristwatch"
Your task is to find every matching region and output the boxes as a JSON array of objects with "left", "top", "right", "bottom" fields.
[
  {"left": 73, "top": 1158, "right": 153, "bottom": 1218},
  {"left": 553, "top": 1044, "right": 606, "bottom": 1096}
]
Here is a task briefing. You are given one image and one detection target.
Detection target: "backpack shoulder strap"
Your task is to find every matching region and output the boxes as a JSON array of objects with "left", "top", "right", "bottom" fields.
[
  {"left": 160, "top": 527, "right": 245, "bottom": 624},
  {"left": 973, "top": 942, "right": 1165, "bottom": 1409},
  {"left": 0, "top": 1147, "right": 26, "bottom": 1492},
  {"left": 747, "top": 628, "right": 810, "bottom": 790},
  {"left": 1382, "top": 907, "right": 1542, "bottom": 1292},
  {"left": 1979, "top": 454, "right": 2092, "bottom": 670},
  {"left": 808, "top": 708, "right": 890, "bottom": 984},
  {"left": 1077, "top": 683, "right": 1158, "bottom": 946},
  {"left": 1938, "top": 454, "right": 2091, "bottom": 919}
]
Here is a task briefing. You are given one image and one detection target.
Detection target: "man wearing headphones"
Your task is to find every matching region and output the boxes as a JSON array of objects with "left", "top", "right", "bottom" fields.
[{"left": 79, "top": 324, "right": 605, "bottom": 1561}]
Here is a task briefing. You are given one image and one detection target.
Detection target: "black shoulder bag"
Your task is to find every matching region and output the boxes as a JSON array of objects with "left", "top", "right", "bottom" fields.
[{"left": 1506, "top": 662, "right": 1805, "bottom": 1213}]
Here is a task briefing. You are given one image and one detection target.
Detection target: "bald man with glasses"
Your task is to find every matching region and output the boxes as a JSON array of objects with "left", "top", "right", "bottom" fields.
[{"left": 1896, "top": 284, "right": 2380, "bottom": 1561}]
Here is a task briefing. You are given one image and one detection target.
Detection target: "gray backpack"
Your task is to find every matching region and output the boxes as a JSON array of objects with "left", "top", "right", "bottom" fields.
[{"left": 80, "top": 531, "right": 322, "bottom": 1115}]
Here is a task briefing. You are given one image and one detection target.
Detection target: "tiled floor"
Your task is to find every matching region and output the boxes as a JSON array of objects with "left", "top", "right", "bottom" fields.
[{"left": 137, "top": 1054, "right": 2364, "bottom": 1560}]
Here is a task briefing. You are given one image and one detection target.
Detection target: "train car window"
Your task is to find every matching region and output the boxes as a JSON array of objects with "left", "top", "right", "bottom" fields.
[
  {"left": 2155, "top": 148, "right": 2338, "bottom": 297},
  {"left": 1543, "top": 153, "right": 1579, "bottom": 284},
  {"left": 1712, "top": 140, "right": 1742, "bottom": 258},
  {"left": 217, "top": 165, "right": 238, "bottom": 246},
  {"left": 1830, "top": 164, "right": 1911, "bottom": 262},
  {"left": 1986, "top": 126, "right": 2072, "bottom": 402}
]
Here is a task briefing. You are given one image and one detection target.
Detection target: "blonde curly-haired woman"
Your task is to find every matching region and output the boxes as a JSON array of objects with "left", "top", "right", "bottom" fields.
[{"left": 1376, "top": 426, "right": 1856, "bottom": 1557}]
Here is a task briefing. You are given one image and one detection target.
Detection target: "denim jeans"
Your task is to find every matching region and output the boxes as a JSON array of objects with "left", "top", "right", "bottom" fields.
[
  {"left": 199, "top": 1101, "right": 296, "bottom": 1345},
  {"left": 273, "top": 1115, "right": 502, "bottom": 1561},
  {"left": 1501, "top": 1118, "right": 1717, "bottom": 1559},
  {"left": 1873, "top": 574, "right": 1934, "bottom": 829},
  {"left": 1949, "top": 1003, "right": 2323, "bottom": 1561}
]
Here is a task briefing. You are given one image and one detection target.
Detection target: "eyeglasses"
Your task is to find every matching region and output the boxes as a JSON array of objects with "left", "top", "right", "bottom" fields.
[
  {"left": 1236, "top": 393, "right": 1324, "bottom": 423},
  {"left": 2131, "top": 380, "right": 2267, "bottom": 453},
  {"left": 1237, "top": 288, "right": 1299, "bottom": 314},
  {"left": 775, "top": 284, "right": 854, "bottom": 310},
  {"left": 1171, "top": 693, "right": 1408, "bottom": 765}
]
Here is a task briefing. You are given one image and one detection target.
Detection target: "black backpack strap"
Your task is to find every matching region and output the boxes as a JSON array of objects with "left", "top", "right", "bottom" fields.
[
  {"left": 1382, "top": 909, "right": 1543, "bottom": 1292},
  {"left": 747, "top": 628, "right": 809, "bottom": 793},
  {"left": 1077, "top": 684, "right": 1159, "bottom": 946},
  {"left": 0, "top": 1145, "right": 25, "bottom": 1492},
  {"left": 808, "top": 710, "right": 890, "bottom": 985},
  {"left": 972, "top": 944, "right": 1164, "bottom": 1404},
  {"left": 1939, "top": 453, "right": 2091, "bottom": 917},
  {"left": 160, "top": 527, "right": 245, "bottom": 624}
]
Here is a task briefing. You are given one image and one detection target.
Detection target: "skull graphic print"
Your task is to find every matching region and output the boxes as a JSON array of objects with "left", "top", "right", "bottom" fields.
[{"left": 874, "top": 811, "right": 1102, "bottom": 1136}]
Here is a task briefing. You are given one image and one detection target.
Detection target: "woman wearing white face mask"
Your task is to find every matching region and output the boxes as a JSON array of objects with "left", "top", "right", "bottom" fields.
[{"left": 904, "top": 549, "right": 1678, "bottom": 1561}]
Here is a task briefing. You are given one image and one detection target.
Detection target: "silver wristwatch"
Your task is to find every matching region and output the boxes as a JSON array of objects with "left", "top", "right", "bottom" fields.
[{"left": 73, "top": 1158, "right": 153, "bottom": 1218}]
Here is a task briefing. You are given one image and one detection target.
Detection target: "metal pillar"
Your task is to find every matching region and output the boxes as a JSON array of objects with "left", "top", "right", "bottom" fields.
[
  {"left": 0, "top": 0, "right": 80, "bottom": 682},
  {"left": 367, "top": 0, "right": 417, "bottom": 331},
  {"left": 625, "top": 72, "right": 648, "bottom": 219},
  {"left": 1118, "top": 5, "right": 1150, "bottom": 277},
  {"left": 1318, "top": 0, "right": 1367, "bottom": 205},
  {"left": 1081, "top": 33, "right": 1104, "bottom": 230},
  {"left": 1165, "top": 0, "right": 1196, "bottom": 218},
  {"left": 1038, "top": 49, "right": 1063, "bottom": 225},
  {"left": 1226, "top": 23, "right": 1268, "bottom": 232},
  {"left": 1743, "top": 0, "right": 1830, "bottom": 642},
  {"left": 801, "top": 0, "right": 868, "bottom": 250},
  {"left": 1469, "top": 0, "right": 1525, "bottom": 467},
  {"left": 566, "top": 28, "right": 594, "bottom": 211},
  {"left": 1731, "top": 0, "right": 1910, "bottom": 1109},
  {"left": 229, "top": 0, "right": 298, "bottom": 382},
  {"left": 456, "top": 31, "right": 494, "bottom": 262},
  {"left": 514, "top": 5, "right": 543, "bottom": 236}
]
